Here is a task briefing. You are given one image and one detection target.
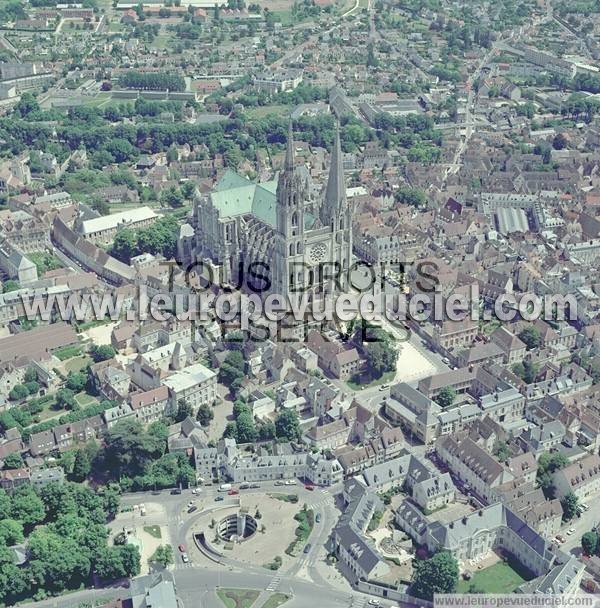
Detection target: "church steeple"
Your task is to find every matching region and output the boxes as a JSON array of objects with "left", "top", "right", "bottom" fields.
[
  {"left": 284, "top": 121, "right": 295, "bottom": 172},
  {"left": 321, "top": 121, "right": 346, "bottom": 226},
  {"left": 276, "top": 121, "right": 305, "bottom": 238}
]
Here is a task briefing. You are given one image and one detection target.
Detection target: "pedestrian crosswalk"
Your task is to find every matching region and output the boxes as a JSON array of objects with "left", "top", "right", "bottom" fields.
[
  {"left": 265, "top": 575, "right": 281, "bottom": 592},
  {"left": 174, "top": 561, "right": 195, "bottom": 570}
]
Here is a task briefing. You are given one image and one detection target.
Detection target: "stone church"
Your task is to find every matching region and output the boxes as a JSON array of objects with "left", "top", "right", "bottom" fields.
[{"left": 186, "top": 123, "right": 354, "bottom": 305}]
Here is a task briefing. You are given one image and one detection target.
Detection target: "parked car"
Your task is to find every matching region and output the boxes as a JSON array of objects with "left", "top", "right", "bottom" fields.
[
  {"left": 315, "top": 513, "right": 321, "bottom": 523},
  {"left": 274, "top": 481, "right": 285, "bottom": 486},
  {"left": 305, "top": 485, "right": 314, "bottom": 491},
  {"left": 215, "top": 496, "right": 224, "bottom": 502},
  {"left": 285, "top": 479, "right": 297, "bottom": 486},
  {"left": 368, "top": 601, "right": 381, "bottom": 607},
  {"left": 188, "top": 506, "right": 198, "bottom": 514},
  {"left": 239, "top": 483, "right": 250, "bottom": 490},
  {"left": 249, "top": 483, "right": 260, "bottom": 489},
  {"left": 556, "top": 535, "right": 565, "bottom": 543},
  {"left": 178, "top": 544, "right": 186, "bottom": 553},
  {"left": 378, "top": 384, "right": 389, "bottom": 391},
  {"left": 228, "top": 489, "right": 239, "bottom": 495}
]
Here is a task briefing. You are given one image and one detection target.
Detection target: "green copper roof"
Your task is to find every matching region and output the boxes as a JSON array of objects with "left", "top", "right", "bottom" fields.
[
  {"left": 214, "top": 169, "right": 252, "bottom": 192},
  {"left": 211, "top": 171, "right": 279, "bottom": 228}
]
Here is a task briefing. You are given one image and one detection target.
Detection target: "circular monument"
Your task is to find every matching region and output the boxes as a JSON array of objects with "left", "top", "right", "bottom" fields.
[{"left": 217, "top": 512, "right": 258, "bottom": 543}]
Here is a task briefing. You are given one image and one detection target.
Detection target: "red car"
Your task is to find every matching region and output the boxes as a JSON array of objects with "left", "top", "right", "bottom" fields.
[
  {"left": 228, "top": 489, "right": 239, "bottom": 495},
  {"left": 305, "top": 485, "right": 314, "bottom": 491},
  {"left": 178, "top": 544, "right": 186, "bottom": 553}
]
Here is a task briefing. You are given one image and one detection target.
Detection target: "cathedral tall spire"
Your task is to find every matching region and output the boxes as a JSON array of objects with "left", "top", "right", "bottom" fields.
[
  {"left": 322, "top": 121, "right": 346, "bottom": 225},
  {"left": 285, "top": 121, "right": 294, "bottom": 171}
]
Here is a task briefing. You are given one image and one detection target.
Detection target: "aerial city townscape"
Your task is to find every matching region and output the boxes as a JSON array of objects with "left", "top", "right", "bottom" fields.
[{"left": 1, "top": 0, "right": 600, "bottom": 606}]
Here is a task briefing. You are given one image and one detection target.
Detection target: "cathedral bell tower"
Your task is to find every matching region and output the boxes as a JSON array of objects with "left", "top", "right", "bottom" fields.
[
  {"left": 273, "top": 123, "right": 309, "bottom": 303},
  {"left": 321, "top": 121, "right": 353, "bottom": 293}
]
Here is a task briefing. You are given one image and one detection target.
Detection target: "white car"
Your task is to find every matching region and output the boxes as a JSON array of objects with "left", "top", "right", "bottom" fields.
[
  {"left": 368, "top": 600, "right": 381, "bottom": 607},
  {"left": 285, "top": 479, "right": 297, "bottom": 486}
]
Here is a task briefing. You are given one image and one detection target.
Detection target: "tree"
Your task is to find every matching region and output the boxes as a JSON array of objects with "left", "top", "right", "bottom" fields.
[
  {"left": 494, "top": 441, "right": 511, "bottom": 462},
  {"left": 56, "top": 388, "right": 77, "bottom": 410},
  {"left": 24, "top": 368, "right": 37, "bottom": 383},
  {"left": 258, "top": 419, "right": 276, "bottom": 441},
  {"left": 561, "top": 492, "right": 580, "bottom": 522},
  {"left": 90, "top": 344, "right": 116, "bottom": 363},
  {"left": 0, "top": 518, "right": 24, "bottom": 545},
  {"left": 411, "top": 551, "right": 459, "bottom": 600},
  {"left": 275, "top": 409, "right": 301, "bottom": 442},
  {"left": 24, "top": 381, "right": 39, "bottom": 395},
  {"left": 120, "top": 544, "right": 141, "bottom": 577},
  {"left": 103, "top": 419, "right": 166, "bottom": 479},
  {"left": 1, "top": 280, "right": 19, "bottom": 293},
  {"left": 174, "top": 399, "right": 193, "bottom": 423},
  {"left": 364, "top": 340, "right": 397, "bottom": 378},
  {"left": 518, "top": 326, "right": 541, "bottom": 350},
  {"left": 66, "top": 371, "right": 87, "bottom": 392},
  {"left": 8, "top": 385, "right": 28, "bottom": 402},
  {"left": 15, "top": 92, "right": 39, "bottom": 118},
  {"left": 150, "top": 544, "right": 173, "bottom": 567},
  {"left": 72, "top": 448, "right": 92, "bottom": 482},
  {"left": 219, "top": 350, "right": 246, "bottom": 388},
  {"left": 160, "top": 185, "right": 184, "bottom": 208},
  {"left": 581, "top": 531, "right": 598, "bottom": 556},
  {"left": 536, "top": 452, "right": 568, "bottom": 498},
  {"left": 10, "top": 485, "right": 45, "bottom": 529},
  {"left": 436, "top": 387, "right": 456, "bottom": 409},
  {"left": 2, "top": 453, "right": 23, "bottom": 470},
  {"left": 111, "top": 228, "right": 138, "bottom": 263},
  {"left": 235, "top": 411, "right": 257, "bottom": 444},
  {"left": 196, "top": 402, "right": 214, "bottom": 427},
  {"left": 553, "top": 133, "right": 568, "bottom": 150}
]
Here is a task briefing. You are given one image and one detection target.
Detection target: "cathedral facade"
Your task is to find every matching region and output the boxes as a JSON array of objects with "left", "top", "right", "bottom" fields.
[{"left": 189, "top": 124, "right": 353, "bottom": 305}]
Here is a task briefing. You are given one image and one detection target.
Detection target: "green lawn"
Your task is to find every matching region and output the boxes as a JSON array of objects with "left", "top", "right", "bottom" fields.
[
  {"left": 28, "top": 251, "right": 62, "bottom": 275},
  {"left": 247, "top": 104, "right": 289, "bottom": 119},
  {"left": 217, "top": 588, "right": 260, "bottom": 608},
  {"left": 457, "top": 560, "right": 528, "bottom": 593},
  {"left": 53, "top": 344, "right": 83, "bottom": 361},
  {"left": 143, "top": 525, "right": 162, "bottom": 539},
  {"left": 259, "top": 594, "right": 290, "bottom": 608},
  {"left": 64, "top": 355, "right": 92, "bottom": 373},
  {"left": 268, "top": 493, "right": 299, "bottom": 503},
  {"left": 346, "top": 369, "right": 395, "bottom": 391},
  {"left": 75, "top": 392, "right": 98, "bottom": 407}
]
